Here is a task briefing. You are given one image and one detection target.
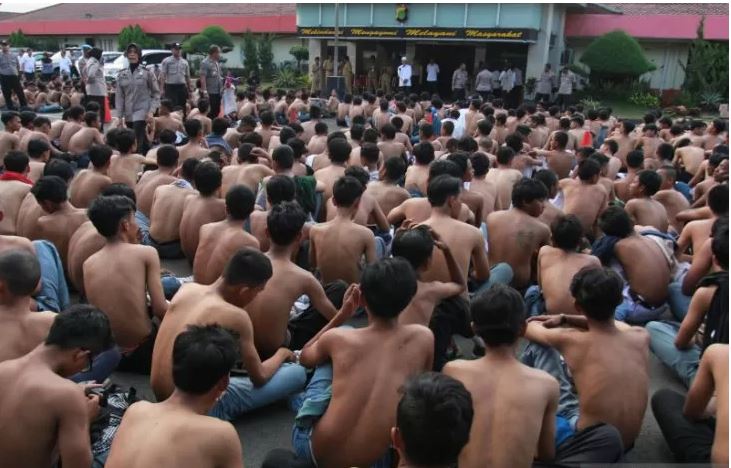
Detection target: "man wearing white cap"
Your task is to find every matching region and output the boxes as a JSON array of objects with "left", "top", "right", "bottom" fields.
[{"left": 398, "top": 56, "right": 412, "bottom": 94}]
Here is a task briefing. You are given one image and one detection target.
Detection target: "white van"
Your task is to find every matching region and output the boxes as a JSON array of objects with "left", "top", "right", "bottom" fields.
[{"left": 104, "top": 49, "right": 172, "bottom": 80}]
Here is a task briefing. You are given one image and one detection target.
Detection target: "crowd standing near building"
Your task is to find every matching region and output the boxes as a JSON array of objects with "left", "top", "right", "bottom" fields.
[{"left": 0, "top": 6, "right": 728, "bottom": 466}]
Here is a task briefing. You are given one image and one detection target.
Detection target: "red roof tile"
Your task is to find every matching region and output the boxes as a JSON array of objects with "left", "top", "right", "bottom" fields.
[{"left": 604, "top": 3, "right": 728, "bottom": 16}]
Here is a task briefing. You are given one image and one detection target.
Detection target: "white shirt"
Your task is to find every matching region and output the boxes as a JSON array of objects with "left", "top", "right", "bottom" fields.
[
  {"left": 426, "top": 63, "right": 439, "bottom": 82},
  {"left": 59, "top": 55, "right": 72, "bottom": 74},
  {"left": 558, "top": 71, "right": 576, "bottom": 95},
  {"left": 397, "top": 64, "right": 412, "bottom": 86},
  {"left": 21, "top": 53, "right": 34, "bottom": 73},
  {"left": 499, "top": 69, "right": 515, "bottom": 92}
]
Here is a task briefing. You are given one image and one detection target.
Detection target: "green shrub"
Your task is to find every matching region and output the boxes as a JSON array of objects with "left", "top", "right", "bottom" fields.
[
  {"left": 682, "top": 18, "right": 729, "bottom": 100},
  {"left": 580, "top": 30, "right": 656, "bottom": 80},
  {"left": 628, "top": 91, "right": 660, "bottom": 109},
  {"left": 257, "top": 34, "right": 275, "bottom": 79},
  {"left": 580, "top": 97, "right": 602, "bottom": 111},
  {"left": 182, "top": 25, "right": 234, "bottom": 56},
  {"left": 699, "top": 91, "right": 723, "bottom": 112},
  {"left": 118, "top": 24, "right": 161, "bottom": 51},
  {"left": 289, "top": 45, "right": 309, "bottom": 73},
  {"left": 273, "top": 68, "right": 306, "bottom": 89},
  {"left": 242, "top": 30, "right": 258, "bottom": 76}
]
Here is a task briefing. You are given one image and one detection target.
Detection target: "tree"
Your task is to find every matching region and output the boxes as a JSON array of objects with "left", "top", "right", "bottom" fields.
[
  {"left": 8, "top": 29, "right": 34, "bottom": 48},
  {"left": 289, "top": 45, "right": 309, "bottom": 73},
  {"left": 580, "top": 30, "right": 655, "bottom": 80},
  {"left": 118, "top": 25, "right": 161, "bottom": 52},
  {"left": 242, "top": 30, "right": 258, "bottom": 75},
  {"left": 257, "top": 34, "right": 275, "bottom": 79},
  {"left": 681, "top": 17, "right": 729, "bottom": 100},
  {"left": 182, "top": 25, "right": 234, "bottom": 56}
]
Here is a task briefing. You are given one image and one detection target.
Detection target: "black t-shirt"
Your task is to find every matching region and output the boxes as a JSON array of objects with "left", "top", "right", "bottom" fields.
[{"left": 699, "top": 271, "right": 729, "bottom": 353}]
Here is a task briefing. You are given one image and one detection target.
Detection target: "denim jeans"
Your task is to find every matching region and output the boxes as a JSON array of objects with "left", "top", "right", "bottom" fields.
[
  {"left": 33, "top": 240, "right": 70, "bottom": 312},
  {"left": 614, "top": 285, "right": 668, "bottom": 324},
  {"left": 70, "top": 346, "right": 123, "bottom": 383},
  {"left": 161, "top": 274, "right": 183, "bottom": 300},
  {"left": 524, "top": 285, "right": 546, "bottom": 317},
  {"left": 209, "top": 363, "right": 306, "bottom": 421},
  {"left": 645, "top": 320, "right": 700, "bottom": 388},
  {"left": 136, "top": 210, "right": 184, "bottom": 259},
  {"left": 472, "top": 263, "right": 514, "bottom": 295}
]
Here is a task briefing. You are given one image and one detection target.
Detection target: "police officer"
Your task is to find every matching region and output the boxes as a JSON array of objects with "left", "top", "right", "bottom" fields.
[
  {"left": 198, "top": 44, "right": 223, "bottom": 119},
  {"left": 85, "top": 47, "right": 107, "bottom": 129},
  {"left": 0, "top": 40, "right": 26, "bottom": 110},
  {"left": 159, "top": 42, "right": 191, "bottom": 116},
  {"left": 115, "top": 43, "right": 160, "bottom": 154}
]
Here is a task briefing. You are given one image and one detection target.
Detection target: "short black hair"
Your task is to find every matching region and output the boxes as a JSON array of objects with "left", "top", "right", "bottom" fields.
[
  {"left": 384, "top": 156, "right": 406, "bottom": 181},
  {"left": 286, "top": 138, "right": 306, "bottom": 160},
  {"left": 350, "top": 124, "right": 365, "bottom": 141},
  {"left": 88, "top": 144, "right": 113, "bottom": 169},
  {"left": 240, "top": 131, "right": 263, "bottom": 148},
  {"left": 45, "top": 304, "right": 114, "bottom": 356},
  {"left": 83, "top": 111, "right": 98, "bottom": 126},
  {"left": 344, "top": 165, "right": 370, "bottom": 188},
  {"left": 512, "top": 178, "right": 547, "bottom": 208},
  {"left": 553, "top": 131, "right": 569, "bottom": 149},
  {"left": 260, "top": 110, "right": 274, "bottom": 126},
  {"left": 626, "top": 150, "right": 644, "bottom": 169},
  {"left": 392, "top": 225, "right": 434, "bottom": 270},
  {"left": 222, "top": 248, "right": 273, "bottom": 287},
  {"left": 446, "top": 152, "right": 470, "bottom": 177},
  {"left": 441, "top": 120, "right": 454, "bottom": 136},
  {"left": 19, "top": 111, "right": 37, "bottom": 127},
  {"left": 397, "top": 372, "right": 473, "bottom": 467},
  {"left": 427, "top": 174, "right": 461, "bottom": 207},
  {"left": 360, "top": 142, "right": 380, "bottom": 165},
  {"left": 471, "top": 283, "right": 525, "bottom": 346},
  {"left": 603, "top": 139, "right": 618, "bottom": 155},
  {"left": 194, "top": 161, "right": 222, "bottom": 196},
  {"left": 225, "top": 185, "right": 255, "bottom": 221},
  {"left": 637, "top": 170, "right": 662, "bottom": 196},
  {"left": 309, "top": 105, "right": 322, "bottom": 119},
  {"left": 496, "top": 146, "right": 515, "bottom": 165},
  {"left": 43, "top": 158, "right": 75, "bottom": 182},
  {"left": 27, "top": 139, "right": 50, "bottom": 159},
  {"left": 88, "top": 195, "right": 135, "bottom": 238},
  {"left": 708, "top": 184, "right": 729, "bottom": 215},
  {"left": 552, "top": 215, "right": 584, "bottom": 250},
  {"left": 470, "top": 152, "right": 490, "bottom": 177},
  {"left": 419, "top": 123, "right": 434, "bottom": 139},
  {"left": 0, "top": 249, "right": 40, "bottom": 296},
  {"left": 533, "top": 169, "right": 558, "bottom": 192},
  {"left": 237, "top": 143, "right": 255, "bottom": 164},
  {"left": 477, "top": 119, "right": 493, "bottom": 136},
  {"left": 3, "top": 150, "right": 29, "bottom": 172},
  {"left": 577, "top": 158, "right": 601, "bottom": 181},
  {"left": 272, "top": 145, "right": 294, "bottom": 170},
  {"left": 570, "top": 267, "right": 623, "bottom": 321},
  {"left": 429, "top": 159, "right": 462, "bottom": 180},
  {"left": 180, "top": 158, "right": 201, "bottom": 182},
  {"left": 211, "top": 117, "right": 229, "bottom": 136},
  {"left": 158, "top": 129, "right": 177, "bottom": 145},
  {"left": 266, "top": 175, "right": 296, "bottom": 206},
  {"left": 267, "top": 201, "right": 306, "bottom": 246},
  {"left": 362, "top": 128, "right": 379, "bottom": 144},
  {"left": 101, "top": 183, "right": 137, "bottom": 203},
  {"left": 712, "top": 223, "right": 728, "bottom": 270},
  {"left": 172, "top": 324, "right": 240, "bottom": 395},
  {"left": 327, "top": 138, "right": 351, "bottom": 164},
  {"left": 184, "top": 118, "right": 202, "bottom": 138},
  {"left": 156, "top": 145, "right": 179, "bottom": 168},
  {"left": 360, "top": 257, "right": 417, "bottom": 318},
  {"left": 0, "top": 110, "right": 19, "bottom": 125},
  {"left": 333, "top": 175, "right": 364, "bottom": 207},
  {"left": 656, "top": 143, "right": 674, "bottom": 162},
  {"left": 622, "top": 120, "right": 636, "bottom": 134},
  {"left": 314, "top": 121, "right": 328, "bottom": 136},
  {"left": 31, "top": 175, "right": 68, "bottom": 204},
  {"left": 278, "top": 126, "right": 296, "bottom": 144},
  {"left": 381, "top": 123, "right": 397, "bottom": 140},
  {"left": 599, "top": 206, "right": 634, "bottom": 238},
  {"left": 504, "top": 134, "right": 524, "bottom": 153},
  {"left": 413, "top": 142, "right": 435, "bottom": 165},
  {"left": 116, "top": 128, "right": 137, "bottom": 153}
]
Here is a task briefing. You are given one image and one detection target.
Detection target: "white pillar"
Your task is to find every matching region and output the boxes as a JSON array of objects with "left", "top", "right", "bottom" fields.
[
  {"left": 526, "top": 3, "right": 553, "bottom": 82},
  {"left": 308, "top": 39, "right": 322, "bottom": 64}
]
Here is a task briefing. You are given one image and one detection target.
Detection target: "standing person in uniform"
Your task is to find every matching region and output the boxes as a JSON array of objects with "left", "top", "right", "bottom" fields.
[
  {"left": 160, "top": 43, "right": 191, "bottom": 117},
  {"left": 115, "top": 43, "right": 160, "bottom": 155},
  {"left": 366, "top": 55, "right": 378, "bottom": 93},
  {"left": 425, "top": 58, "right": 439, "bottom": 96},
  {"left": 310, "top": 56, "right": 322, "bottom": 96},
  {"left": 0, "top": 40, "right": 26, "bottom": 110},
  {"left": 77, "top": 44, "right": 92, "bottom": 102},
  {"left": 556, "top": 67, "right": 576, "bottom": 111},
  {"left": 398, "top": 56, "right": 412, "bottom": 94},
  {"left": 534, "top": 64, "right": 554, "bottom": 105},
  {"left": 512, "top": 64, "right": 524, "bottom": 108},
  {"left": 20, "top": 48, "right": 35, "bottom": 83},
  {"left": 58, "top": 49, "right": 72, "bottom": 80},
  {"left": 342, "top": 56, "right": 354, "bottom": 95},
  {"left": 451, "top": 63, "right": 468, "bottom": 102},
  {"left": 323, "top": 54, "right": 334, "bottom": 83},
  {"left": 85, "top": 48, "right": 107, "bottom": 131},
  {"left": 199, "top": 45, "right": 223, "bottom": 119},
  {"left": 474, "top": 63, "right": 492, "bottom": 102}
]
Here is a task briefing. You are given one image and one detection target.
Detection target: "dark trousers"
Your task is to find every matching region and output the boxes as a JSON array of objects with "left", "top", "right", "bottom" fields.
[
  {"left": 287, "top": 280, "right": 348, "bottom": 351},
  {"left": 208, "top": 93, "right": 221, "bottom": 119},
  {"left": 535, "top": 92, "right": 551, "bottom": 104},
  {"left": 533, "top": 423, "right": 625, "bottom": 466},
  {"left": 453, "top": 87, "right": 466, "bottom": 101},
  {"left": 478, "top": 90, "right": 491, "bottom": 102},
  {"left": 426, "top": 81, "right": 438, "bottom": 96},
  {"left": 116, "top": 322, "right": 159, "bottom": 375},
  {"left": 652, "top": 389, "right": 714, "bottom": 463},
  {"left": 23, "top": 72, "right": 35, "bottom": 82},
  {"left": 556, "top": 93, "right": 572, "bottom": 110},
  {"left": 0, "top": 74, "right": 27, "bottom": 109},
  {"left": 86, "top": 95, "right": 106, "bottom": 131},
  {"left": 430, "top": 295, "right": 473, "bottom": 371},
  {"left": 126, "top": 120, "right": 150, "bottom": 155},
  {"left": 164, "top": 83, "right": 188, "bottom": 116}
]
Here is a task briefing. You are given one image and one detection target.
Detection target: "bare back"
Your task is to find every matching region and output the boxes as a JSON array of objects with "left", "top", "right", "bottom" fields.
[
  {"left": 179, "top": 195, "right": 226, "bottom": 260},
  {"left": 538, "top": 246, "right": 601, "bottom": 314},
  {"left": 149, "top": 184, "right": 195, "bottom": 243},
  {"left": 69, "top": 170, "right": 112, "bottom": 209},
  {"left": 193, "top": 221, "right": 259, "bottom": 285},
  {"left": 135, "top": 171, "right": 177, "bottom": 217},
  {"left": 615, "top": 235, "right": 671, "bottom": 305}
]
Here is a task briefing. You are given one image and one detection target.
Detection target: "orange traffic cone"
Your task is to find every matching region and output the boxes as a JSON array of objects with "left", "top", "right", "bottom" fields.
[
  {"left": 581, "top": 130, "right": 593, "bottom": 147},
  {"left": 103, "top": 96, "right": 112, "bottom": 124}
]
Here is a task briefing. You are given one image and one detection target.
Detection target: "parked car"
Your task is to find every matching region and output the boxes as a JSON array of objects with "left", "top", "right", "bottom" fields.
[
  {"left": 49, "top": 48, "right": 84, "bottom": 76},
  {"left": 104, "top": 49, "right": 171, "bottom": 80},
  {"left": 102, "top": 51, "right": 122, "bottom": 64}
]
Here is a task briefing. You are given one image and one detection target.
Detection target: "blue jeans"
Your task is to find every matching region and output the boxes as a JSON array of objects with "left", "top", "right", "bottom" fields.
[
  {"left": 472, "top": 263, "right": 514, "bottom": 295},
  {"left": 161, "top": 274, "right": 183, "bottom": 300},
  {"left": 667, "top": 281, "right": 691, "bottom": 322},
  {"left": 33, "top": 240, "right": 70, "bottom": 312},
  {"left": 209, "top": 363, "right": 306, "bottom": 421},
  {"left": 614, "top": 285, "right": 668, "bottom": 324},
  {"left": 524, "top": 285, "right": 546, "bottom": 317},
  {"left": 675, "top": 182, "right": 692, "bottom": 202},
  {"left": 646, "top": 320, "right": 699, "bottom": 388},
  {"left": 136, "top": 210, "right": 184, "bottom": 259},
  {"left": 291, "top": 364, "right": 392, "bottom": 468},
  {"left": 70, "top": 346, "right": 123, "bottom": 383}
]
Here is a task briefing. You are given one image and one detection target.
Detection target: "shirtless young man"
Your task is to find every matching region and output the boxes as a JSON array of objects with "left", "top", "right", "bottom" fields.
[
  {"left": 68, "top": 111, "right": 104, "bottom": 157},
  {"left": 378, "top": 124, "right": 407, "bottom": 162},
  {"left": 221, "top": 143, "right": 274, "bottom": 194},
  {"left": 325, "top": 166, "right": 389, "bottom": 232},
  {"left": 25, "top": 140, "right": 49, "bottom": 184},
  {"left": 446, "top": 152, "right": 484, "bottom": 228},
  {"left": 597, "top": 207, "right": 671, "bottom": 323},
  {"left": 0, "top": 111, "right": 21, "bottom": 168},
  {"left": 614, "top": 150, "right": 644, "bottom": 203},
  {"left": 606, "top": 120, "right": 637, "bottom": 168},
  {"left": 154, "top": 100, "right": 184, "bottom": 139},
  {"left": 636, "top": 123, "right": 662, "bottom": 169},
  {"left": 32, "top": 176, "right": 88, "bottom": 268},
  {"left": 0, "top": 152, "right": 32, "bottom": 235},
  {"left": 560, "top": 159, "right": 609, "bottom": 240},
  {"left": 58, "top": 106, "right": 85, "bottom": 151},
  {"left": 150, "top": 249, "right": 304, "bottom": 417},
  {"left": 85, "top": 195, "right": 168, "bottom": 374},
  {"left": 654, "top": 166, "right": 691, "bottom": 235},
  {"left": 652, "top": 343, "right": 728, "bottom": 465},
  {"left": 314, "top": 137, "right": 350, "bottom": 211},
  {"left": 599, "top": 139, "right": 623, "bottom": 181},
  {"left": 106, "top": 325, "right": 243, "bottom": 468},
  {"left": 16, "top": 159, "right": 74, "bottom": 241},
  {"left": 19, "top": 117, "right": 55, "bottom": 154},
  {"left": 444, "top": 284, "right": 561, "bottom": 468},
  {"left": 254, "top": 111, "right": 276, "bottom": 150},
  {"left": 135, "top": 145, "right": 178, "bottom": 218},
  {"left": 676, "top": 184, "right": 727, "bottom": 261},
  {"left": 193, "top": 185, "right": 259, "bottom": 285},
  {"left": 527, "top": 215, "right": 601, "bottom": 316},
  {"left": 468, "top": 152, "right": 497, "bottom": 222},
  {"left": 180, "top": 161, "right": 226, "bottom": 261},
  {"left": 0, "top": 306, "right": 113, "bottom": 468},
  {"left": 307, "top": 122, "right": 329, "bottom": 156},
  {"left": 145, "top": 159, "right": 200, "bottom": 259},
  {"left": 485, "top": 147, "right": 523, "bottom": 210},
  {"left": 293, "top": 258, "right": 434, "bottom": 468},
  {"left": 404, "top": 142, "right": 434, "bottom": 197},
  {"left": 190, "top": 98, "right": 213, "bottom": 136},
  {"left": 178, "top": 119, "right": 211, "bottom": 163},
  {"left": 367, "top": 157, "right": 410, "bottom": 218},
  {"left": 625, "top": 170, "right": 669, "bottom": 233},
  {"left": 69, "top": 144, "right": 113, "bottom": 209},
  {"left": 534, "top": 170, "right": 563, "bottom": 229},
  {"left": 310, "top": 176, "right": 377, "bottom": 284},
  {"left": 522, "top": 266, "right": 645, "bottom": 453},
  {"left": 533, "top": 131, "right": 574, "bottom": 179},
  {"left": 486, "top": 178, "right": 551, "bottom": 290},
  {"left": 246, "top": 202, "right": 342, "bottom": 358},
  {"left": 109, "top": 128, "right": 156, "bottom": 188},
  {"left": 0, "top": 250, "right": 57, "bottom": 362},
  {"left": 673, "top": 138, "right": 707, "bottom": 183}
]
